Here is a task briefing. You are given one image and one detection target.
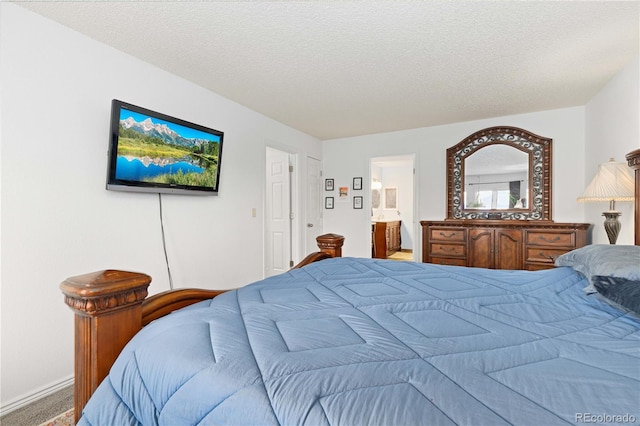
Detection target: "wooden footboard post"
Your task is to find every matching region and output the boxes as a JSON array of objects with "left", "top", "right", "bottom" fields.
[
  {"left": 316, "top": 233, "right": 345, "bottom": 257},
  {"left": 292, "top": 234, "right": 345, "bottom": 269},
  {"left": 60, "top": 270, "right": 151, "bottom": 422}
]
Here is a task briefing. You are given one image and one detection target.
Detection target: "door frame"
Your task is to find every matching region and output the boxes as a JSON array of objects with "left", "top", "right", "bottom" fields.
[
  {"left": 304, "top": 155, "right": 323, "bottom": 254},
  {"left": 369, "top": 154, "right": 418, "bottom": 258}
]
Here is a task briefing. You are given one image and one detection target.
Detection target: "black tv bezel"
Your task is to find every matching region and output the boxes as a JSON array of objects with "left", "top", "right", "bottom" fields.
[{"left": 106, "top": 99, "right": 224, "bottom": 196}]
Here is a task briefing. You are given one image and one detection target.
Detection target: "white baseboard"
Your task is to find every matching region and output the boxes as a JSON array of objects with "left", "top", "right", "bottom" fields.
[{"left": 0, "top": 375, "right": 74, "bottom": 417}]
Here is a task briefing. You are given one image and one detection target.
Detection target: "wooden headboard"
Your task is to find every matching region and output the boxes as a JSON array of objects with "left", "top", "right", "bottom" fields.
[{"left": 626, "top": 148, "right": 640, "bottom": 245}]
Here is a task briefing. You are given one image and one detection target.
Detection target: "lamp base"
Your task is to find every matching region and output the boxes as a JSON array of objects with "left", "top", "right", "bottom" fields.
[{"left": 602, "top": 211, "right": 621, "bottom": 245}]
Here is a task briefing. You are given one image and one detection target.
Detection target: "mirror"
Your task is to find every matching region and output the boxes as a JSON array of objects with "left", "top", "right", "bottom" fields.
[
  {"left": 464, "top": 145, "right": 529, "bottom": 210},
  {"left": 446, "top": 126, "right": 552, "bottom": 220}
]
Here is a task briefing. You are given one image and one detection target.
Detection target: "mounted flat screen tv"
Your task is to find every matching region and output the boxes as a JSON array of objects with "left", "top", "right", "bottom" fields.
[{"left": 107, "top": 99, "right": 223, "bottom": 195}]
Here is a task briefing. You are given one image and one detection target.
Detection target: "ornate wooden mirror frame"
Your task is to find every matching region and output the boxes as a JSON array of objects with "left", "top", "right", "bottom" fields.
[{"left": 446, "top": 126, "right": 552, "bottom": 221}]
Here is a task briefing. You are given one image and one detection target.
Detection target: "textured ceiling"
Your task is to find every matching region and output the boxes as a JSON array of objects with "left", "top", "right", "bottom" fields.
[{"left": 16, "top": 1, "right": 640, "bottom": 140}]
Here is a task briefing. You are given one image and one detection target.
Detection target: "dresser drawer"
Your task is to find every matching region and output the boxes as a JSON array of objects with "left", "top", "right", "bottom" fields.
[
  {"left": 430, "top": 257, "right": 467, "bottom": 266},
  {"left": 525, "top": 247, "right": 569, "bottom": 263},
  {"left": 430, "top": 243, "right": 466, "bottom": 257},
  {"left": 429, "top": 228, "right": 466, "bottom": 242},
  {"left": 526, "top": 231, "right": 575, "bottom": 247}
]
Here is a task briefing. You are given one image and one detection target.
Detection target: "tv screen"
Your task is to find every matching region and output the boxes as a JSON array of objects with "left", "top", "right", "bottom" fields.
[{"left": 107, "top": 99, "right": 223, "bottom": 195}]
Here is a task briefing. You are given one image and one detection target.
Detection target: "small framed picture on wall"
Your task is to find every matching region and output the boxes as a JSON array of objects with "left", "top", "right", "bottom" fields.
[
  {"left": 325, "top": 197, "right": 334, "bottom": 209},
  {"left": 353, "top": 196, "right": 363, "bottom": 209},
  {"left": 325, "top": 179, "right": 334, "bottom": 191},
  {"left": 339, "top": 186, "right": 349, "bottom": 198},
  {"left": 353, "top": 177, "right": 363, "bottom": 190}
]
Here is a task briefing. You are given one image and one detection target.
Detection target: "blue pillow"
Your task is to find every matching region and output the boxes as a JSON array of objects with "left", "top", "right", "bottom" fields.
[
  {"left": 554, "top": 245, "right": 640, "bottom": 293},
  {"left": 592, "top": 275, "right": 640, "bottom": 315}
]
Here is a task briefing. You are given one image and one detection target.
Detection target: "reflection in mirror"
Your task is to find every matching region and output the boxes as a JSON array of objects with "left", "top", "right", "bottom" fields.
[
  {"left": 371, "top": 189, "right": 381, "bottom": 208},
  {"left": 464, "top": 145, "right": 529, "bottom": 210}
]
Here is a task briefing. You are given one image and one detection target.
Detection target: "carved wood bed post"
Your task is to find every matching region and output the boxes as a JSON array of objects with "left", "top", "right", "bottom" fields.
[
  {"left": 61, "top": 233, "right": 345, "bottom": 421},
  {"left": 60, "top": 270, "right": 151, "bottom": 422},
  {"left": 316, "top": 233, "right": 345, "bottom": 257},
  {"left": 626, "top": 149, "right": 640, "bottom": 245}
]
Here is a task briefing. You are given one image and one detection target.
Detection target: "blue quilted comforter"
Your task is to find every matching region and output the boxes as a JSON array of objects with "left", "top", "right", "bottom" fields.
[{"left": 80, "top": 258, "right": 640, "bottom": 425}]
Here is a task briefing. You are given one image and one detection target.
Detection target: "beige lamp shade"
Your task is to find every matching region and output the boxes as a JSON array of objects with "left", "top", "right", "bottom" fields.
[
  {"left": 578, "top": 157, "right": 634, "bottom": 245},
  {"left": 577, "top": 158, "right": 635, "bottom": 204}
]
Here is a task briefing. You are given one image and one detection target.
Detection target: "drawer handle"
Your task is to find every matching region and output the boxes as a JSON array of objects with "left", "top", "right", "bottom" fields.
[
  {"left": 441, "top": 246, "right": 457, "bottom": 253},
  {"left": 438, "top": 232, "right": 457, "bottom": 238},
  {"left": 538, "top": 252, "right": 557, "bottom": 261},
  {"left": 537, "top": 235, "right": 561, "bottom": 243}
]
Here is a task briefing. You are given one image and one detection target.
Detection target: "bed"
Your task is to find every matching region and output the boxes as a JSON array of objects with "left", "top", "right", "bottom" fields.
[{"left": 62, "top": 150, "right": 640, "bottom": 425}]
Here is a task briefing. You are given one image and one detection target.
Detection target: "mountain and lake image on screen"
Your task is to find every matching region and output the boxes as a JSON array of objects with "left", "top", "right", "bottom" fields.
[{"left": 107, "top": 100, "right": 223, "bottom": 195}]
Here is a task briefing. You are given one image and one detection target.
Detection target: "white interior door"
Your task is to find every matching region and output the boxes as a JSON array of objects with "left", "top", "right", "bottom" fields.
[
  {"left": 305, "top": 157, "right": 323, "bottom": 253},
  {"left": 266, "top": 147, "right": 292, "bottom": 277}
]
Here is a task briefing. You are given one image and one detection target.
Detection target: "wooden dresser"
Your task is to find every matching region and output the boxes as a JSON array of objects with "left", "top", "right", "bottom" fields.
[{"left": 421, "top": 220, "right": 591, "bottom": 270}]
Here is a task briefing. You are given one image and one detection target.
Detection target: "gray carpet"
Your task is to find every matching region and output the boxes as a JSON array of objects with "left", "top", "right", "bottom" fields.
[{"left": 0, "top": 385, "right": 73, "bottom": 426}]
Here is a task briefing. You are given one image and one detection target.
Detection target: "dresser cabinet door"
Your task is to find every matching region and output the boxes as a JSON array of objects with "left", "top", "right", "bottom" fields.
[
  {"left": 468, "top": 229, "right": 493, "bottom": 268},
  {"left": 495, "top": 229, "right": 523, "bottom": 270},
  {"left": 386, "top": 222, "right": 401, "bottom": 253},
  {"left": 469, "top": 228, "right": 522, "bottom": 269}
]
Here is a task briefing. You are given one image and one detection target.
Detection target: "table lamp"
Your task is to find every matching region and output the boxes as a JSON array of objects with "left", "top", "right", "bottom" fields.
[{"left": 577, "top": 158, "right": 635, "bottom": 244}]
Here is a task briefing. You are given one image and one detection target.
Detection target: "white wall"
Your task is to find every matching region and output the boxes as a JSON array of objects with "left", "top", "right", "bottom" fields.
[
  {"left": 323, "top": 107, "right": 589, "bottom": 258},
  {"left": 0, "top": 3, "right": 321, "bottom": 409},
  {"left": 585, "top": 56, "right": 639, "bottom": 245}
]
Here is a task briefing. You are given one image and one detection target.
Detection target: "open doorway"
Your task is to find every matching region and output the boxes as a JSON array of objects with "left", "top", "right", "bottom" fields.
[{"left": 370, "top": 155, "right": 415, "bottom": 261}]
